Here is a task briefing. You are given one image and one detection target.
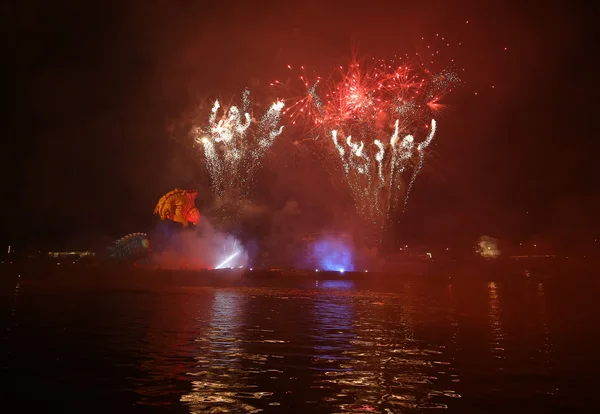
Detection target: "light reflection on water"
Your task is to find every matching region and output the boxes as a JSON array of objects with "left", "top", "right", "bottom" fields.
[
  {"left": 2, "top": 271, "right": 599, "bottom": 412},
  {"left": 181, "top": 282, "right": 460, "bottom": 412},
  {"left": 488, "top": 281, "right": 505, "bottom": 361}
]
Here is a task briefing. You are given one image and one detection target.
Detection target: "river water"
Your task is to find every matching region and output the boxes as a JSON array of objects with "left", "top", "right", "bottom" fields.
[{"left": 1, "top": 267, "right": 599, "bottom": 413}]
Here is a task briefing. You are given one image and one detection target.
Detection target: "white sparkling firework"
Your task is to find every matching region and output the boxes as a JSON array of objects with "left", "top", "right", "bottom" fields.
[
  {"left": 192, "top": 89, "right": 285, "bottom": 201},
  {"left": 425, "top": 68, "right": 462, "bottom": 102},
  {"left": 330, "top": 119, "right": 437, "bottom": 241}
]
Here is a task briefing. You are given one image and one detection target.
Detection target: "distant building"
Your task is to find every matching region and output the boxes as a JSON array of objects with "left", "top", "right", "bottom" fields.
[{"left": 48, "top": 251, "right": 95, "bottom": 259}]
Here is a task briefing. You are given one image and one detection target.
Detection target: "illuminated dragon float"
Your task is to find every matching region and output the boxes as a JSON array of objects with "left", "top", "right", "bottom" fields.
[
  {"left": 109, "top": 233, "right": 150, "bottom": 262},
  {"left": 153, "top": 189, "right": 201, "bottom": 227}
]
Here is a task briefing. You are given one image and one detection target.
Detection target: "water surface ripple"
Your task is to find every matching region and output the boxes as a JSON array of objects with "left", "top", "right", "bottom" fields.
[{"left": 2, "top": 271, "right": 599, "bottom": 413}]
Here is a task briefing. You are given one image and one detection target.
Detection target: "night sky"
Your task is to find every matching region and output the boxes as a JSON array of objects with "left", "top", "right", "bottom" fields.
[{"left": 1, "top": 0, "right": 597, "bottom": 251}]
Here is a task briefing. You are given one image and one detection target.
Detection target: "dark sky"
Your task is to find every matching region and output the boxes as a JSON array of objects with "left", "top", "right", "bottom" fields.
[{"left": 1, "top": 0, "right": 597, "bottom": 250}]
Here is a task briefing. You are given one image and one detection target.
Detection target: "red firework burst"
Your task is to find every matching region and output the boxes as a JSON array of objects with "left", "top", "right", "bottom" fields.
[{"left": 270, "top": 65, "right": 325, "bottom": 128}]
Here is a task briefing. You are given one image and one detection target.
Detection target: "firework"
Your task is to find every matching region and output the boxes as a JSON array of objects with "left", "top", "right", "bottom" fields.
[
  {"left": 331, "top": 119, "right": 437, "bottom": 240},
  {"left": 270, "top": 65, "right": 325, "bottom": 128},
  {"left": 269, "top": 65, "right": 341, "bottom": 173},
  {"left": 191, "top": 89, "right": 284, "bottom": 205},
  {"left": 295, "top": 56, "right": 460, "bottom": 242}
]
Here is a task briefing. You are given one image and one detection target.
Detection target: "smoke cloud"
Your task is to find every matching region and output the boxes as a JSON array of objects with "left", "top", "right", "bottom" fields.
[
  {"left": 261, "top": 199, "right": 304, "bottom": 267},
  {"left": 310, "top": 236, "right": 355, "bottom": 271},
  {"left": 147, "top": 219, "right": 248, "bottom": 270}
]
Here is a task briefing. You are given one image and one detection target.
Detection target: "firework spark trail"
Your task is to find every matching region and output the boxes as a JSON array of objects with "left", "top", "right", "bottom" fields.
[
  {"left": 253, "top": 101, "right": 285, "bottom": 160},
  {"left": 330, "top": 118, "right": 437, "bottom": 241},
  {"left": 404, "top": 118, "right": 437, "bottom": 211},
  {"left": 334, "top": 132, "right": 382, "bottom": 231},
  {"left": 193, "top": 89, "right": 285, "bottom": 203}
]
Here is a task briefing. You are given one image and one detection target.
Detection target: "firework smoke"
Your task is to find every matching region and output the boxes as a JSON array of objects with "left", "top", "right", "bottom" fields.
[{"left": 148, "top": 219, "right": 248, "bottom": 270}]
